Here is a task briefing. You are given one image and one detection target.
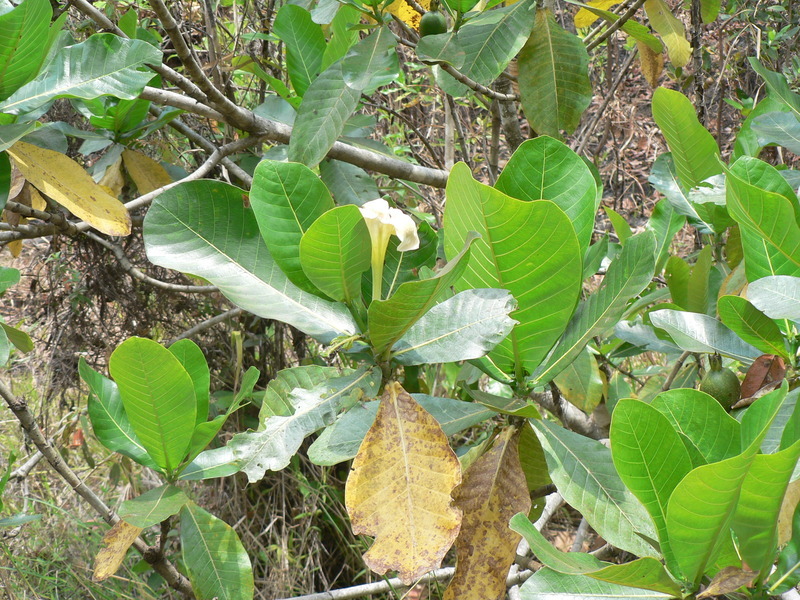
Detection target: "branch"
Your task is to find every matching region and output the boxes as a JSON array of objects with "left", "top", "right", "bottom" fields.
[
  {"left": 139, "top": 87, "right": 226, "bottom": 121},
  {"left": 0, "top": 379, "right": 194, "bottom": 597},
  {"left": 533, "top": 387, "right": 606, "bottom": 439},
  {"left": 167, "top": 307, "right": 245, "bottom": 345},
  {"left": 585, "top": 0, "right": 648, "bottom": 52}
]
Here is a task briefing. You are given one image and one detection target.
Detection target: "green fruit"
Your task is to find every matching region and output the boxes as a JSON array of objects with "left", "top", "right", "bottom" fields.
[
  {"left": 419, "top": 11, "right": 447, "bottom": 37},
  {"left": 699, "top": 354, "right": 741, "bottom": 410}
]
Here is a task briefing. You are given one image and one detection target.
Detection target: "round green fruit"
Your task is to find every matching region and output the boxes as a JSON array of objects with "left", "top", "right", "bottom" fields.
[
  {"left": 420, "top": 11, "right": 448, "bottom": 37},
  {"left": 699, "top": 354, "right": 741, "bottom": 410}
]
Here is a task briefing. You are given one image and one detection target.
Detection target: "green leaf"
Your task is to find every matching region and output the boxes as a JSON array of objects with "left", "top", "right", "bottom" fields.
[
  {"left": 272, "top": 4, "right": 325, "bottom": 97},
  {"left": 749, "top": 58, "right": 800, "bottom": 120},
  {"left": 299, "top": 205, "right": 371, "bottom": 304},
  {"left": 685, "top": 245, "right": 713, "bottom": 314},
  {"left": 0, "top": 151, "right": 9, "bottom": 212},
  {"left": 319, "top": 159, "right": 379, "bottom": 206},
  {"left": 230, "top": 366, "right": 381, "bottom": 481},
  {"left": 752, "top": 111, "right": 800, "bottom": 154},
  {"left": 441, "top": 0, "right": 534, "bottom": 95},
  {"left": 518, "top": 9, "right": 592, "bottom": 138},
  {"left": 445, "top": 162, "right": 583, "bottom": 377},
  {"left": 322, "top": 4, "right": 360, "bottom": 69},
  {"left": 510, "top": 514, "right": 681, "bottom": 595},
  {"left": 79, "top": 358, "right": 159, "bottom": 470},
  {"left": 368, "top": 232, "right": 478, "bottom": 355},
  {"left": 0, "top": 266, "right": 19, "bottom": 294},
  {"left": 666, "top": 450, "right": 757, "bottom": 584},
  {"left": 0, "top": 322, "right": 32, "bottom": 353},
  {"left": 416, "top": 32, "right": 465, "bottom": 68},
  {"left": 169, "top": 339, "right": 210, "bottom": 427},
  {"left": 468, "top": 389, "right": 541, "bottom": 418},
  {"left": 740, "top": 384, "right": 788, "bottom": 450},
  {"left": 746, "top": 275, "right": 800, "bottom": 320},
  {"left": 0, "top": 0, "right": 53, "bottom": 100},
  {"left": 0, "top": 327, "right": 8, "bottom": 366},
  {"left": 119, "top": 484, "right": 189, "bottom": 528},
  {"left": 723, "top": 157, "right": 800, "bottom": 280},
  {"left": 377, "top": 221, "right": 438, "bottom": 300},
  {"left": 250, "top": 159, "right": 335, "bottom": 296},
  {"left": 733, "top": 439, "right": 800, "bottom": 577},
  {"left": 611, "top": 399, "right": 692, "bottom": 570},
  {"left": 604, "top": 206, "right": 632, "bottom": 244},
  {"left": 532, "top": 419, "right": 660, "bottom": 558},
  {"left": 644, "top": 0, "right": 690, "bottom": 68},
  {"left": 647, "top": 198, "right": 685, "bottom": 273},
  {"left": 648, "top": 154, "right": 716, "bottom": 234},
  {"left": 390, "top": 288, "right": 517, "bottom": 365},
  {"left": 565, "top": 1, "right": 663, "bottom": 52},
  {"left": 0, "top": 34, "right": 162, "bottom": 115},
  {"left": 180, "top": 503, "right": 254, "bottom": 600},
  {"left": 733, "top": 97, "right": 792, "bottom": 160},
  {"left": 109, "top": 337, "right": 196, "bottom": 473},
  {"left": 307, "top": 394, "right": 494, "bottom": 466},
  {"left": 143, "top": 180, "right": 357, "bottom": 342},
  {"left": 0, "top": 513, "right": 41, "bottom": 528},
  {"left": 651, "top": 88, "right": 720, "bottom": 190},
  {"left": 770, "top": 502, "right": 800, "bottom": 594},
  {"left": 519, "top": 568, "right": 675, "bottom": 600},
  {"left": 342, "top": 26, "right": 398, "bottom": 93},
  {"left": 553, "top": 347, "right": 604, "bottom": 413},
  {"left": 179, "top": 446, "right": 241, "bottom": 481},
  {"left": 650, "top": 388, "right": 741, "bottom": 465},
  {"left": 495, "top": 136, "right": 597, "bottom": 253},
  {"left": 287, "top": 61, "right": 360, "bottom": 168},
  {"left": 718, "top": 295, "right": 789, "bottom": 358},
  {"left": 259, "top": 365, "right": 340, "bottom": 419},
  {"left": 649, "top": 309, "right": 762, "bottom": 363},
  {"left": 700, "top": 0, "right": 720, "bottom": 22},
  {"left": 533, "top": 232, "right": 656, "bottom": 384}
]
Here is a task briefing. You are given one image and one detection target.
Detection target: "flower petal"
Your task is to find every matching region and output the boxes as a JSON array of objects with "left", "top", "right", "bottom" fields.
[{"left": 389, "top": 207, "right": 420, "bottom": 251}]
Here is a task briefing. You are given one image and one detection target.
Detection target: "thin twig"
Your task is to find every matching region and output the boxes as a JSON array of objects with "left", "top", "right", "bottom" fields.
[
  {"left": 168, "top": 307, "right": 245, "bottom": 344},
  {"left": 661, "top": 351, "right": 692, "bottom": 391},
  {"left": 585, "top": 0, "right": 648, "bottom": 52},
  {"left": 0, "top": 379, "right": 194, "bottom": 597}
]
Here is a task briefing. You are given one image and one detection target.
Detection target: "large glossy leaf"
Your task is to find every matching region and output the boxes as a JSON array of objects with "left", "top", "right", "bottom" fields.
[
  {"left": 518, "top": 9, "right": 592, "bottom": 138},
  {"left": 520, "top": 568, "right": 674, "bottom": 600},
  {"left": 143, "top": 180, "right": 357, "bottom": 342},
  {"left": 273, "top": 4, "right": 325, "bottom": 97},
  {"left": 230, "top": 366, "right": 381, "bottom": 481},
  {"left": 649, "top": 309, "right": 762, "bottom": 363},
  {"left": 533, "top": 419, "right": 660, "bottom": 558},
  {"left": 0, "top": 0, "right": 53, "bottom": 100},
  {"left": 169, "top": 339, "right": 210, "bottom": 427},
  {"left": 287, "top": 61, "right": 360, "bottom": 168},
  {"left": 390, "top": 288, "right": 517, "bottom": 365},
  {"left": 746, "top": 275, "right": 800, "bottom": 320},
  {"left": 723, "top": 157, "right": 800, "bottom": 280},
  {"left": 109, "top": 337, "right": 196, "bottom": 473},
  {"left": 308, "top": 394, "right": 493, "bottom": 465},
  {"left": 259, "top": 365, "right": 340, "bottom": 419},
  {"left": 553, "top": 347, "right": 604, "bottom": 413},
  {"left": 611, "top": 399, "right": 692, "bottom": 570},
  {"left": 733, "top": 96, "right": 792, "bottom": 160},
  {"left": 647, "top": 198, "right": 685, "bottom": 273},
  {"left": 250, "top": 159, "right": 334, "bottom": 296},
  {"left": 511, "top": 514, "right": 681, "bottom": 595},
  {"left": 368, "top": 233, "right": 477, "bottom": 355},
  {"left": 0, "top": 34, "right": 161, "bottom": 115},
  {"left": 749, "top": 58, "right": 800, "bottom": 120},
  {"left": 180, "top": 503, "right": 254, "bottom": 600},
  {"left": 377, "top": 221, "right": 438, "bottom": 300},
  {"left": 533, "top": 232, "right": 656, "bottom": 384},
  {"left": 733, "top": 440, "right": 800, "bottom": 577},
  {"left": 79, "top": 358, "right": 158, "bottom": 470},
  {"left": 179, "top": 446, "right": 241, "bottom": 481},
  {"left": 648, "top": 154, "right": 715, "bottom": 234},
  {"left": 651, "top": 88, "right": 720, "bottom": 190},
  {"left": 319, "top": 159, "right": 379, "bottom": 206},
  {"left": 752, "top": 111, "right": 800, "bottom": 154},
  {"left": 119, "top": 484, "right": 189, "bottom": 528},
  {"left": 342, "top": 26, "right": 398, "bottom": 93},
  {"left": 299, "top": 205, "right": 370, "bottom": 304},
  {"left": 718, "top": 295, "right": 789, "bottom": 358},
  {"left": 495, "top": 136, "right": 597, "bottom": 253},
  {"left": 650, "top": 389, "right": 741, "bottom": 465},
  {"left": 445, "top": 162, "right": 583, "bottom": 378},
  {"left": 643, "top": 0, "right": 690, "bottom": 68},
  {"left": 440, "top": 0, "right": 534, "bottom": 96}
]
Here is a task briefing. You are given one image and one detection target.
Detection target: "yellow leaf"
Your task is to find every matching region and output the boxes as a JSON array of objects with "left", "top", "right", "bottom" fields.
[
  {"left": 346, "top": 382, "right": 462, "bottom": 584},
  {"left": 574, "top": 0, "right": 623, "bottom": 29},
  {"left": 385, "top": 0, "right": 430, "bottom": 30},
  {"left": 696, "top": 566, "right": 758, "bottom": 599},
  {"left": 28, "top": 185, "right": 46, "bottom": 211},
  {"left": 7, "top": 141, "right": 131, "bottom": 236},
  {"left": 778, "top": 479, "right": 800, "bottom": 546},
  {"left": 2, "top": 211, "right": 24, "bottom": 257},
  {"left": 638, "top": 41, "right": 664, "bottom": 87},
  {"left": 443, "top": 427, "right": 531, "bottom": 600},
  {"left": 122, "top": 149, "right": 172, "bottom": 196},
  {"left": 98, "top": 155, "right": 125, "bottom": 199},
  {"left": 93, "top": 520, "right": 143, "bottom": 581},
  {"left": 644, "top": 0, "right": 691, "bottom": 68}
]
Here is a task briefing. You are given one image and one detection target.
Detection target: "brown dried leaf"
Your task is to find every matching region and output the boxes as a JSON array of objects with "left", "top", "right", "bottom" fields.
[
  {"left": 738, "top": 355, "right": 787, "bottom": 403},
  {"left": 444, "top": 427, "right": 531, "bottom": 600},
  {"left": 779, "top": 480, "right": 800, "bottom": 547},
  {"left": 346, "top": 382, "right": 462, "bottom": 584},
  {"left": 122, "top": 149, "right": 172, "bottom": 196},
  {"left": 7, "top": 141, "right": 131, "bottom": 236},
  {"left": 637, "top": 41, "right": 664, "bottom": 87},
  {"left": 696, "top": 566, "right": 757, "bottom": 599},
  {"left": 93, "top": 520, "right": 142, "bottom": 581}
]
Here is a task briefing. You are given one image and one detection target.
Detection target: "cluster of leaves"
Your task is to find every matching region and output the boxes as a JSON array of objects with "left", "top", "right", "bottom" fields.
[{"left": 0, "top": 0, "right": 799, "bottom": 599}]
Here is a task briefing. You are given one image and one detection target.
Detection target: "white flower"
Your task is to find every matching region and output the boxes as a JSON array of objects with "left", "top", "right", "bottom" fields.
[
  {"left": 359, "top": 198, "right": 420, "bottom": 252},
  {"left": 359, "top": 199, "right": 420, "bottom": 301}
]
